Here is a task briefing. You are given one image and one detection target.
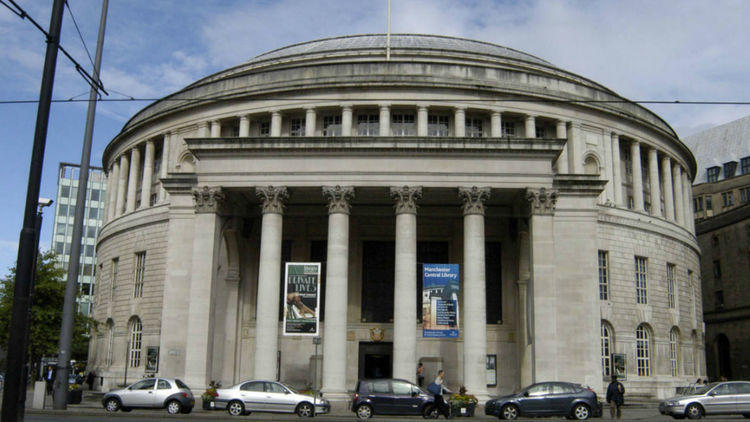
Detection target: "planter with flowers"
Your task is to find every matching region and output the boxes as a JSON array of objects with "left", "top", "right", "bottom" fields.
[
  {"left": 448, "top": 386, "right": 478, "bottom": 417},
  {"left": 67, "top": 383, "right": 83, "bottom": 405},
  {"left": 201, "top": 380, "right": 221, "bottom": 410}
]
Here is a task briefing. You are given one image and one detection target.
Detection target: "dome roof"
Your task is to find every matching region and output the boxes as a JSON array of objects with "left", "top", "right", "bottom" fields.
[{"left": 246, "top": 34, "right": 552, "bottom": 67}]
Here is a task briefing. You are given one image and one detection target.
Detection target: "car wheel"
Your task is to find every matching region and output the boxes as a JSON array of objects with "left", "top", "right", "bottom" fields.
[
  {"left": 500, "top": 404, "right": 519, "bottom": 420},
  {"left": 423, "top": 404, "right": 440, "bottom": 419},
  {"left": 166, "top": 400, "right": 182, "bottom": 415},
  {"left": 356, "top": 403, "right": 373, "bottom": 420},
  {"left": 227, "top": 400, "right": 245, "bottom": 417},
  {"left": 104, "top": 398, "right": 120, "bottom": 412},
  {"left": 296, "top": 402, "right": 314, "bottom": 417},
  {"left": 685, "top": 403, "right": 703, "bottom": 419},
  {"left": 572, "top": 403, "right": 590, "bottom": 420}
]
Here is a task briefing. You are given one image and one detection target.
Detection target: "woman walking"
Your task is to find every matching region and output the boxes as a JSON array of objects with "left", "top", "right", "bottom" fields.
[{"left": 429, "top": 369, "right": 453, "bottom": 419}]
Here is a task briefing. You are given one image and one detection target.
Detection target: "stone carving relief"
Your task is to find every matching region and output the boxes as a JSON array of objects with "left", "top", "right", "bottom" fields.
[
  {"left": 525, "top": 187, "right": 558, "bottom": 215},
  {"left": 192, "top": 186, "right": 226, "bottom": 214},
  {"left": 322, "top": 185, "right": 355, "bottom": 214},
  {"left": 458, "top": 186, "right": 490, "bottom": 216},
  {"left": 390, "top": 186, "right": 423, "bottom": 214},
  {"left": 256, "top": 186, "right": 289, "bottom": 214}
]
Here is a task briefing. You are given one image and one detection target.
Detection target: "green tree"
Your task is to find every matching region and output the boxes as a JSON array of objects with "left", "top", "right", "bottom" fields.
[{"left": 0, "top": 250, "right": 96, "bottom": 376}]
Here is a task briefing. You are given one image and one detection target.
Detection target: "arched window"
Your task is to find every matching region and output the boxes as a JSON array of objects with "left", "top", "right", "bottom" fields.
[
  {"left": 128, "top": 317, "right": 142, "bottom": 368},
  {"left": 601, "top": 321, "right": 614, "bottom": 377},
  {"left": 584, "top": 155, "right": 600, "bottom": 175},
  {"left": 106, "top": 319, "right": 115, "bottom": 367},
  {"left": 670, "top": 327, "right": 680, "bottom": 376},
  {"left": 636, "top": 324, "right": 651, "bottom": 376}
]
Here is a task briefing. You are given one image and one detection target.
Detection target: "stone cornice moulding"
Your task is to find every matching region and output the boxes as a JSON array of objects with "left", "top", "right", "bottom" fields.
[
  {"left": 458, "top": 186, "right": 491, "bottom": 216},
  {"left": 256, "top": 185, "right": 289, "bottom": 214},
  {"left": 322, "top": 185, "right": 355, "bottom": 215},
  {"left": 390, "top": 186, "right": 423, "bottom": 215}
]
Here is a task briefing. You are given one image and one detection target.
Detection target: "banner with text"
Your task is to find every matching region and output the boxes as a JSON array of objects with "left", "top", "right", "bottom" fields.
[
  {"left": 422, "top": 263, "right": 460, "bottom": 338},
  {"left": 283, "top": 262, "right": 321, "bottom": 336}
]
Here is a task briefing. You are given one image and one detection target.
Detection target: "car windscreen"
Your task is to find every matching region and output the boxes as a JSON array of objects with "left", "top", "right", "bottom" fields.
[
  {"left": 691, "top": 383, "right": 717, "bottom": 395},
  {"left": 175, "top": 379, "right": 190, "bottom": 390}
]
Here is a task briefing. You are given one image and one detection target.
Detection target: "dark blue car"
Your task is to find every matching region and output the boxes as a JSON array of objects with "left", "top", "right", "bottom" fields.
[
  {"left": 351, "top": 378, "right": 437, "bottom": 419},
  {"left": 485, "top": 381, "right": 602, "bottom": 420}
]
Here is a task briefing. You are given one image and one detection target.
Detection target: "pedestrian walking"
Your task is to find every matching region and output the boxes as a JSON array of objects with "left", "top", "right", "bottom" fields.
[
  {"left": 427, "top": 369, "right": 453, "bottom": 419},
  {"left": 44, "top": 365, "right": 55, "bottom": 395},
  {"left": 417, "top": 362, "right": 425, "bottom": 387},
  {"left": 606, "top": 375, "right": 625, "bottom": 419},
  {"left": 86, "top": 370, "right": 96, "bottom": 390}
]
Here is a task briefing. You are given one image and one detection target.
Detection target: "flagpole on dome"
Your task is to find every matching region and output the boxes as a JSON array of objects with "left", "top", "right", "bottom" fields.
[{"left": 386, "top": 0, "right": 391, "bottom": 61}]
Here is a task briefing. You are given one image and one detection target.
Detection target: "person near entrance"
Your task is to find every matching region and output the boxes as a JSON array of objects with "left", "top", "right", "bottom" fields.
[
  {"left": 605, "top": 375, "right": 625, "bottom": 419},
  {"left": 417, "top": 362, "right": 425, "bottom": 387},
  {"left": 428, "top": 369, "right": 453, "bottom": 418}
]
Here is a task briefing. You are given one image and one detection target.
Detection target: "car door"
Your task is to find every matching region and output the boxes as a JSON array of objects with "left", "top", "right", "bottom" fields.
[
  {"left": 518, "top": 383, "right": 552, "bottom": 416},
  {"left": 154, "top": 379, "right": 172, "bottom": 407},
  {"left": 264, "top": 382, "right": 295, "bottom": 413},
  {"left": 123, "top": 378, "right": 156, "bottom": 407},
  {"left": 703, "top": 383, "right": 737, "bottom": 415},
  {"left": 390, "top": 380, "right": 422, "bottom": 415},
  {"left": 735, "top": 382, "right": 750, "bottom": 413},
  {"left": 367, "top": 379, "right": 393, "bottom": 414},
  {"left": 239, "top": 381, "right": 267, "bottom": 411},
  {"left": 549, "top": 383, "right": 576, "bottom": 415}
]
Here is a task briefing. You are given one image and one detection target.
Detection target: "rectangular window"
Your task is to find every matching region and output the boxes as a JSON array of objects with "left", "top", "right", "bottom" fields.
[
  {"left": 598, "top": 251, "right": 609, "bottom": 300},
  {"left": 693, "top": 197, "right": 703, "bottom": 212},
  {"left": 86, "top": 225, "right": 97, "bottom": 238},
  {"left": 392, "top": 113, "right": 415, "bottom": 136},
  {"left": 535, "top": 125, "right": 546, "bottom": 138},
  {"left": 740, "top": 187, "right": 750, "bottom": 204},
  {"left": 723, "top": 161, "right": 738, "bottom": 178},
  {"left": 622, "top": 148, "right": 632, "bottom": 177},
  {"left": 715, "top": 290, "right": 724, "bottom": 308},
  {"left": 427, "top": 115, "right": 449, "bottom": 136},
  {"left": 133, "top": 252, "right": 146, "bottom": 298},
  {"left": 357, "top": 114, "right": 379, "bottom": 136},
  {"left": 722, "top": 191, "right": 734, "bottom": 207},
  {"left": 635, "top": 256, "right": 648, "bottom": 304},
  {"left": 322, "top": 115, "right": 342, "bottom": 137},
  {"left": 706, "top": 196, "right": 712, "bottom": 210},
  {"left": 741, "top": 156, "right": 750, "bottom": 174},
  {"left": 707, "top": 166, "right": 720, "bottom": 182},
  {"left": 466, "top": 118, "right": 483, "bottom": 138},
  {"left": 290, "top": 118, "right": 305, "bottom": 137},
  {"left": 501, "top": 121, "right": 515, "bottom": 136},
  {"left": 111, "top": 257, "right": 119, "bottom": 302},
  {"left": 712, "top": 260, "right": 721, "bottom": 280},
  {"left": 667, "top": 263, "right": 676, "bottom": 309},
  {"left": 259, "top": 121, "right": 270, "bottom": 136}
]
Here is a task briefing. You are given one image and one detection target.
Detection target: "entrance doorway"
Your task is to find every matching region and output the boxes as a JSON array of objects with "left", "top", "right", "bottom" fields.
[{"left": 358, "top": 342, "right": 393, "bottom": 379}]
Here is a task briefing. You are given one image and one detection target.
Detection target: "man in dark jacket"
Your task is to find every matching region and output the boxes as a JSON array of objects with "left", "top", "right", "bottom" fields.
[{"left": 605, "top": 375, "right": 625, "bottom": 419}]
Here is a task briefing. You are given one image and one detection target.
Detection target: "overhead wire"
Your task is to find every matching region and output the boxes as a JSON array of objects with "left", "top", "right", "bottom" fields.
[{"left": 64, "top": 0, "right": 96, "bottom": 71}]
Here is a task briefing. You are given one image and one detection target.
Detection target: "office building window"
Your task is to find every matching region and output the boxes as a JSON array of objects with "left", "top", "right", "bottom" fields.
[
  {"left": 707, "top": 166, "right": 720, "bottom": 182},
  {"left": 392, "top": 113, "right": 415, "bottom": 136},
  {"left": 259, "top": 121, "right": 270, "bottom": 136},
  {"left": 357, "top": 114, "right": 379, "bottom": 136},
  {"left": 667, "top": 263, "right": 676, "bottom": 309},
  {"left": 601, "top": 321, "right": 613, "bottom": 377},
  {"left": 290, "top": 118, "right": 305, "bottom": 137},
  {"left": 741, "top": 156, "right": 750, "bottom": 174},
  {"left": 466, "top": 118, "right": 483, "bottom": 138},
  {"left": 715, "top": 290, "right": 724, "bottom": 308},
  {"left": 322, "top": 115, "right": 342, "bottom": 136},
  {"left": 598, "top": 251, "right": 609, "bottom": 300},
  {"left": 706, "top": 196, "right": 712, "bottom": 210},
  {"left": 723, "top": 161, "right": 737, "bottom": 178},
  {"left": 128, "top": 317, "right": 142, "bottom": 367},
  {"left": 722, "top": 191, "right": 734, "bottom": 207},
  {"left": 106, "top": 320, "right": 114, "bottom": 367},
  {"left": 693, "top": 197, "right": 703, "bottom": 212},
  {"left": 636, "top": 324, "right": 651, "bottom": 376},
  {"left": 635, "top": 256, "right": 648, "bottom": 304},
  {"left": 427, "top": 115, "right": 449, "bottom": 136},
  {"left": 670, "top": 328, "right": 679, "bottom": 377},
  {"left": 501, "top": 121, "right": 515, "bottom": 136},
  {"left": 740, "top": 187, "right": 750, "bottom": 204},
  {"left": 133, "top": 252, "right": 146, "bottom": 298}
]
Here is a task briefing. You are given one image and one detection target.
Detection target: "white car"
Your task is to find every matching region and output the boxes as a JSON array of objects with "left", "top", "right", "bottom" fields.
[
  {"left": 659, "top": 381, "right": 750, "bottom": 419},
  {"left": 102, "top": 377, "right": 194, "bottom": 414},
  {"left": 212, "top": 380, "right": 330, "bottom": 417}
]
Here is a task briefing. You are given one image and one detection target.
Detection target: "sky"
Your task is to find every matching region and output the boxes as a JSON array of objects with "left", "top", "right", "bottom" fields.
[{"left": 1, "top": 0, "right": 750, "bottom": 275}]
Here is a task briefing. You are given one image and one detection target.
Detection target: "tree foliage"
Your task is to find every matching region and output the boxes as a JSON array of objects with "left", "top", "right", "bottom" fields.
[{"left": 0, "top": 250, "right": 96, "bottom": 371}]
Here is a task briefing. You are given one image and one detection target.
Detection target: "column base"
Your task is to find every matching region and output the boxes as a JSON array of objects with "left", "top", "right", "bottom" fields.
[{"left": 320, "top": 390, "right": 351, "bottom": 412}]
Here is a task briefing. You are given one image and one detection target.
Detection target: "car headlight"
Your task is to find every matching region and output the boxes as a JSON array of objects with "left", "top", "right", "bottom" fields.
[{"left": 666, "top": 401, "right": 677, "bottom": 406}]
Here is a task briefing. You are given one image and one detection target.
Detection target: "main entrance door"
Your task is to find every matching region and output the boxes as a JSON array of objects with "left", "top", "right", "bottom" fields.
[{"left": 358, "top": 342, "right": 393, "bottom": 379}]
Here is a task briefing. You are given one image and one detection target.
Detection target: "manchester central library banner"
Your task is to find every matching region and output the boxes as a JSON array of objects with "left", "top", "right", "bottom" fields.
[
  {"left": 422, "top": 264, "right": 460, "bottom": 338},
  {"left": 283, "top": 262, "right": 321, "bottom": 336}
]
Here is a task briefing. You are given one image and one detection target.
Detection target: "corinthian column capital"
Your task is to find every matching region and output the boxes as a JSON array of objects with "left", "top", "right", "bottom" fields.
[
  {"left": 256, "top": 186, "right": 289, "bottom": 214},
  {"left": 322, "top": 185, "right": 355, "bottom": 215},
  {"left": 525, "top": 187, "right": 558, "bottom": 215},
  {"left": 458, "top": 186, "right": 490, "bottom": 216},
  {"left": 390, "top": 186, "right": 423, "bottom": 215},
  {"left": 192, "top": 186, "right": 226, "bottom": 214}
]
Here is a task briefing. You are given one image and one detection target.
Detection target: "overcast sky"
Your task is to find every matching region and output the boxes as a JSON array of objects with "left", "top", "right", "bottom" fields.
[{"left": 1, "top": 0, "right": 749, "bottom": 274}]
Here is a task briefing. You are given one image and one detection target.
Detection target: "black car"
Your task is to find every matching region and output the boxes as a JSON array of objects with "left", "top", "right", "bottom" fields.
[
  {"left": 351, "top": 378, "right": 438, "bottom": 419},
  {"left": 485, "top": 381, "right": 602, "bottom": 420}
]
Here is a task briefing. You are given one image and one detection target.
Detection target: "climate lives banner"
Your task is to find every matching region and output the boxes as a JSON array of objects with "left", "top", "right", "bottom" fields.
[
  {"left": 422, "top": 263, "right": 460, "bottom": 338},
  {"left": 283, "top": 262, "right": 321, "bottom": 336}
]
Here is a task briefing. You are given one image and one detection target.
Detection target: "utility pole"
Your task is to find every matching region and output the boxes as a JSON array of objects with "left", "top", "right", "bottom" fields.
[
  {"left": 1, "top": 0, "right": 66, "bottom": 420},
  {"left": 54, "top": 0, "right": 109, "bottom": 409}
]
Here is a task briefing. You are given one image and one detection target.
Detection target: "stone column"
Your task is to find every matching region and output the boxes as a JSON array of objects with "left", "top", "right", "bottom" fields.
[
  {"left": 321, "top": 186, "right": 355, "bottom": 398},
  {"left": 140, "top": 140, "right": 155, "bottom": 209},
  {"left": 490, "top": 111, "right": 502, "bottom": 138},
  {"left": 270, "top": 111, "right": 282, "bottom": 137},
  {"left": 184, "top": 186, "right": 225, "bottom": 387},
  {"left": 517, "top": 220, "right": 533, "bottom": 386},
  {"left": 662, "top": 156, "right": 675, "bottom": 221},
  {"left": 568, "top": 123, "right": 582, "bottom": 174},
  {"left": 125, "top": 147, "right": 141, "bottom": 213},
  {"left": 458, "top": 186, "right": 490, "bottom": 401},
  {"left": 379, "top": 104, "right": 390, "bottom": 136},
  {"left": 611, "top": 134, "right": 623, "bottom": 207},
  {"left": 417, "top": 105, "right": 428, "bottom": 136},
  {"left": 631, "top": 141, "right": 644, "bottom": 212},
  {"left": 525, "top": 115, "right": 536, "bottom": 138},
  {"left": 648, "top": 147, "right": 661, "bottom": 216},
  {"left": 197, "top": 121, "right": 209, "bottom": 138},
  {"left": 239, "top": 115, "right": 250, "bottom": 137},
  {"left": 682, "top": 171, "right": 692, "bottom": 229},
  {"left": 555, "top": 120, "right": 569, "bottom": 174},
  {"left": 159, "top": 133, "right": 171, "bottom": 203},
  {"left": 686, "top": 182, "right": 696, "bottom": 233},
  {"left": 390, "top": 186, "right": 422, "bottom": 384},
  {"left": 673, "top": 164, "right": 684, "bottom": 225},
  {"left": 341, "top": 105, "right": 353, "bottom": 136},
  {"left": 253, "top": 186, "right": 288, "bottom": 379},
  {"left": 454, "top": 107, "right": 466, "bottom": 137},
  {"left": 602, "top": 132, "right": 614, "bottom": 203},
  {"left": 107, "top": 161, "right": 119, "bottom": 221},
  {"left": 305, "top": 108, "right": 316, "bottom": 137},
  {"left": 210, "top": 120, "right": 221, "bottom": 138},
  {"left": 115, "top": 154, "right": 129, "bottom": 216}
]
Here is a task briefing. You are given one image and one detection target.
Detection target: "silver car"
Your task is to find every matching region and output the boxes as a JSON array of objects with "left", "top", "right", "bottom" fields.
[
  {"left": 659, "top": 381, "right": 750, "bottom": 419},
  {"left": 212, "top": 380, "right": 330, "bottom": 417},
  {"left": 102, "top": 377, "right": 195, "bottom": 414}
]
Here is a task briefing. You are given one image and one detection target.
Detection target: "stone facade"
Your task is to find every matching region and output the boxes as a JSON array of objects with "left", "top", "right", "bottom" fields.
[{"left": 89, "top": 35, "right": 702, "bottom": 400}]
